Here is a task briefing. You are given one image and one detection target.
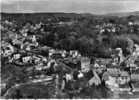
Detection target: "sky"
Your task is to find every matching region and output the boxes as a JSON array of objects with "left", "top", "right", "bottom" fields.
[{"left": 1, "top": 0, "right": 139, "bottom": 14}]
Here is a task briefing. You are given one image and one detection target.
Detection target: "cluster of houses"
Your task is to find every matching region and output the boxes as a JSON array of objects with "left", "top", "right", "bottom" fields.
[
  {"left": 1, "top": 20, "right": 82, "bottom": 78},
  {"left": 1, "top": 19, "right": 139, "bottom": 94},
  {"left": 96, "top": 20, "right": 139, "bottom": 36}
]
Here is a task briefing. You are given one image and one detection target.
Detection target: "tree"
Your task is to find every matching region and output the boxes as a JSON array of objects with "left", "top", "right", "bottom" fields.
[
  {"left": 76, "top": 36, "right": 95, "bottom": 56},
  {"left": 114, "top": 36, "right": 134, "bottom": 56}
]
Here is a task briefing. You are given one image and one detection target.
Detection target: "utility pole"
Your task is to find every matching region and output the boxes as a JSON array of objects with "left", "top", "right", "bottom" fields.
[{"left": 54, "top": 74, "right": 59, "bottom": 98}]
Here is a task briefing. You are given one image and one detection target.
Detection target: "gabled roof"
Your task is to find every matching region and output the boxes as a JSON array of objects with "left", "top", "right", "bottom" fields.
[{"left": 120, "top": 71, "right": 129, "bottom": 77}]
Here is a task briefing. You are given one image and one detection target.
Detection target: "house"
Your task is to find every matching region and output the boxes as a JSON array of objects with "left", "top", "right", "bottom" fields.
[
  {"left": 118, "top": 71, "right": 130, "bottom": 85},
  {"left": 58, "top": 21, "right": 74, "bottom": 26},
  {"left": 51, "top": 53, "right": 62, "bottom": 59},
  {"left": 134, "top": 20, "right": 139, "bottom": 25},
  {"left": 70, "top": 50, "right": 80, "bottom": 58},
  {"left": 131, "top": 73, "right": 139, "bottom": 82},
  {"left": 3, "top": 44, "right": 14, "bottom": 57},
  {"left": 60, "top": 50, "right": 67, "bottom": 58},
  {"left": 13, "top": 53, "right": 21, "bottom": 60},
  {"left": 22, "top": 56, "right": 32, "bottom": 64},
  {"left": 49, "top": 49, "right": 56, "bottom": 57},
  {"left": 31, "top": 35, "right": 37, "bottom": 42},
  {"left": 81, "top": 57, "right": 90, "bottom": 72},
  {"left": 105, "top": 74, "right": 119, "bottom": 92},
  {"left": 106, "top": 64, "right": 121, "bottom": 80},
  {"left": 128, "top": 21, "right": 134, "bottom": 26}
]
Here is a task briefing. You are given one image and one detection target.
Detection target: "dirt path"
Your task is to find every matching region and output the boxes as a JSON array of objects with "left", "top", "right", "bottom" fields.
[{"left": 3, "top": 75, "right": 54, "bottom": 97}]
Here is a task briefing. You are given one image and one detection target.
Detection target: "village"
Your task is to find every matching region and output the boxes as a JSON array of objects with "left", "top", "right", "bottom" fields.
[{"left": 1, "top": 14, "right": 139, "bottom": 98}]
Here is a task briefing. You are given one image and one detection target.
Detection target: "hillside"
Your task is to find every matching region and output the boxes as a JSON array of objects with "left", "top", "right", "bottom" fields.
[{"left": 105, "top": 11, "right": 139, "bottom": 17}]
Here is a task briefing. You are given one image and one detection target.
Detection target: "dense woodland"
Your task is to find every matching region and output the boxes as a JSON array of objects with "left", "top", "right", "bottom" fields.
[{"left": 2, "top": 13, "right": 139, "bottom": 57}]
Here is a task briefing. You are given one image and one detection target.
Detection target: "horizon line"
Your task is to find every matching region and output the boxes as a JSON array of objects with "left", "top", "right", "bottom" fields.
[{"left": 1, "top": 10, "right": 139, "bottom": 15}]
